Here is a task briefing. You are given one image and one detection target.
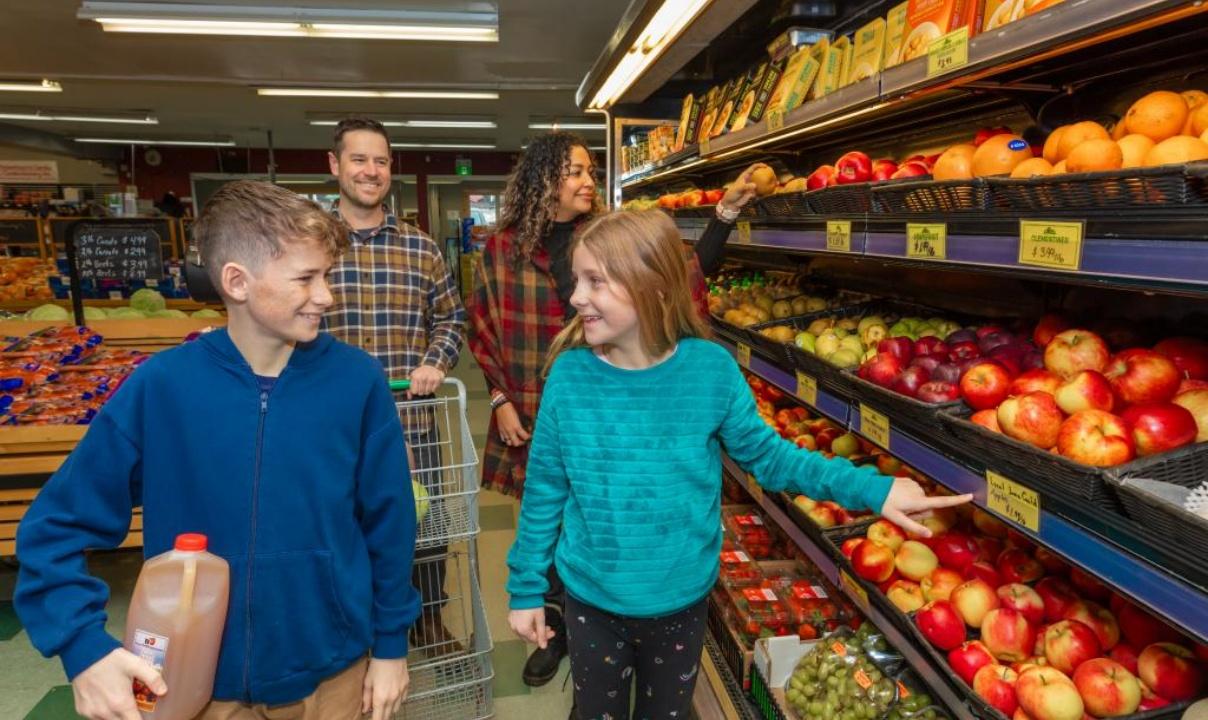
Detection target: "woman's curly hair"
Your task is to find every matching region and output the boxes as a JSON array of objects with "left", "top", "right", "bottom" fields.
[{"left": 499, "top": 131, "right": 600, "bottom": 263}]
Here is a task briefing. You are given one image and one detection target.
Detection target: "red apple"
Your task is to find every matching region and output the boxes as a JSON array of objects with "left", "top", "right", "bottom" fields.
[
  {"left": 1073, "top": 658, "right": 1141, "bottom": 717},
  {"left": 932, "top": 531, "right": 980, "bottom": 573},
  {"left": 916, "top": 599, "right": 968, "bottom": 650},
  {"left": 1117, "top": 603, "right": 1180, "bottom": 649},
  {"left": 835, "top": 151, "right": 872, "bottom": 184},
  {"left": 951, "top": 639, "right": 999, "bottom": 685},
  {"left": 999, "top": 392, "right": 1064, "bottom": 449},
  {"left": 1044, "top": 619, "right": 1102, "bottom": 675},
  {"left": 1005, "top": 528, "right": 1035, "bottom": 551},
  {"left": 890, "top": 160, "right": 929, "bottom": 180},
  {"left": 1110, "top": 643, "right": 1141, "bottom": 675},
  {"left": 949, "top": 340, "right": 982, "bottom": 361},
  {"left": 864, "top": 351, "right": 906, "bottom": 388},
  {"left": 872, "top": 159, "right": 898, "bottom": 182},
  {"left": 971, "top": 409, "right": 1003, "bottom": 432},
  {"left": 1174, "top": 388, "right": 1208, "bottom": 442},
  {"left": 1054, "top": 370, "right": 1115, "bottom": 415},
  {"left": 1138, "top": 682, "right": 1172, "bottom": 711},
  {"left": 998, "top": 584, "right": 1046, "bottom": 625},
  {"left": 893, "top": 365, "right": 931, "bottom": 397},
  {"left": 1045, "top": 330, "right": 1111, "bottom": 379},
  {"left": 975, "top": 664, "right": 1020, "bottom": 715},
  {"left": 921, "top": 567, "right": 966, "bottom": 603},
  {"left": 1063, "top": 600, "right": 1120, "bottom": 651},
  {"left": 962, "top": 362, "right": 1013, "bottom": 410},
  {"left": 1033, "top": 315, "right": 1072, "bottom": 348},
  {"left": 895, "top": 540, "right": 940, "bottom": 581},
  {"left": 886, "top": 579, "right": 926, "bottom": 613},
  {"left": 852, "top": 540, "right": 895, "bottom": 582},
  {"left": 918, "top": 381, "right": 960, "bottom": 403},
  {"left": 1154, "top": 336, "right": 1208, "bottom": 380},
  {"left": 915, "top": 336, "right": 950, "bottom": 357},
  {"left": 975, "top": 536, "right": 1006, "bottom": 564},
  {"left": 1137, "top": 642, "right": 1204, "bottom": 702},
  {"left": 1056, "top": 410, "right": 1136, "bottom": 467},
  {"left": 806, "top": 164, "right": 838, "bottom": 190},
  {"left": 952, "top": 578, "right": 1001, "bottom": 629},
  {"left": 1012, "top": 369, "right": 1063, "bottom": 397},
  {"left": 1179, "top": 378, "right": 1208, "bottom": 393},
  {"left": 1105, "top": 348, "right": 1181, "bottom": 405},
  {"left": 1036, "top": 578, "right": 1080, "bottom": 623},
  {"left": 866, "top": 518, "right": 907, "bottom": 552},
  {"left": 983, "top": 607, "right": 1039, "bottom": 663},
  {"left": 807, "top": 504, "right": 837, "bottom": 528},
  {"left": 998, "top": 548, "right": 1045, "bottom": 585},
  {"left": 1120, "top": 402, "right": 1198, "bottom": 456},
  {"left": 974, "top": 509, "right": 1010, "bottom": 538},
  {"left": 1032, "top": 547, "right": 1068, "bottom": 576},
  {"left": 1068, "top": 567, "right": 1110, "bottom": 602},
  {"left": 840, "top": 537, "right": 864, "bottom": 558},
  {"left": 966, "top": 561, "right": 1002, "bottom": 587},
  {"left": 1017, "top": 667, "right": 1085, "bottom": 720}
]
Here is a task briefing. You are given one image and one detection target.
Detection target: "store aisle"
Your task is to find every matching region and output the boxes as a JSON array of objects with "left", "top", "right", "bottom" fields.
[{"left": 0, "top": 353, "right": 572, "bottom": 719}]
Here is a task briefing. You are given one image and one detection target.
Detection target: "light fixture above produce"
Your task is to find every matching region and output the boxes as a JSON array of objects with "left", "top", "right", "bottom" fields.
[
  {"left": 75, "top": 137, "right": 235, "bottom": 147},
  {"left": 77, "top": 2, "right": 498, "bottom": 42},
  {"left": 528, "top": 121, "right": 607, "bottom": 131},
  {"left": 0, "top": 108, "right": 157, "bottom": 124},
  {"left": 259, "top": 88, "right": 498, "bottom": 100},
  {"left": 391, "top": 141, "right": 496, "bottom": 149},
  {"left": 0, "top": 79, "right": 62, "bottom": 93},
  {"left": 309, "top": 117, "right": 496, "bottom": 129}
]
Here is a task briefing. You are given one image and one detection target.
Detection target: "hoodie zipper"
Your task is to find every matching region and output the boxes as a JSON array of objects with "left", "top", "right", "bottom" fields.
[{"left": 243, "top": 383, "right": 270, "bottom": 700}]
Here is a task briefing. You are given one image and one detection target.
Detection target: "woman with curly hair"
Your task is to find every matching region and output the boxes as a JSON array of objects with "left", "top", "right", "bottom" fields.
[{"left": 467, "top": 131, "right": 759, "bottom": 689}]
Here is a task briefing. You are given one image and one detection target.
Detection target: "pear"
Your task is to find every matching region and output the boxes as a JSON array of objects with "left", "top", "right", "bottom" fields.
[
  {"left": 839, "top": 335, "right": 865, "bottom": 355},
  {"left": 836, "top": 317, "right": 859, "bottom": 332},
  {"left": 755, "top": 295, "right": 774, "bottom": 313},
  {"left": 861, "top": 322, "right": 888, "bottom": 348},
  {"left": 791, "top": 297, "right": 809, "bottom": 315},
  {"left": 815, "top": 330, "right": 842, "bottom": 357},
  {"left": 772, "top": 300, "right": 793, "bottom": 319},
  {"left": 858, "top": 315, "right": 886, "bottom": 335},
  {"left": 829, "top": 349, "right": 861, "bottom": 369},
  {"left": 794, "top": 332, "right": 816, "bottom": 353},
  {"left": 862, "top": 347, "right": 878, "bottom": 363},
  {"left": 805, "top": 297, "right": 828, "bottom": 312},
  {"left": 807, "top": 318, "right": 835, "bottom": 336},
  {"left": 766, "top": 325, "right": 796, "bottom": 343}
]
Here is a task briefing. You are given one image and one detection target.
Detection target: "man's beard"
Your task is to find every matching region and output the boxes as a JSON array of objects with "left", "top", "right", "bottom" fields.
[{"left": 339, "top": 177, "right": 387, "bottom": 210}]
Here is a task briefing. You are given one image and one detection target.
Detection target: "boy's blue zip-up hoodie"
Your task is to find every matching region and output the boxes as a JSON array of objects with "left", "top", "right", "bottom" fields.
[{"left": 14, "top": 328, "right": 421, "bottom": 705}]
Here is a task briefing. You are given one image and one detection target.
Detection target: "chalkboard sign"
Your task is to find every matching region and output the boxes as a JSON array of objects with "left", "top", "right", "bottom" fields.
[
  {"left": 0, "top": 218, "right": 42, "bottom": 256},
  {"left": 69, "top": 221, "right": 165, "bottom": 281}
]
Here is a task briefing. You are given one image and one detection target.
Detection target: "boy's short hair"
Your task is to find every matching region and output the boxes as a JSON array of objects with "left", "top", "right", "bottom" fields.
[
  {"left": 193, "top": 180, "right": 349, "bottom": 289},
  {"left": 333, "top": 116, "right": 391, "bottom": 157}
]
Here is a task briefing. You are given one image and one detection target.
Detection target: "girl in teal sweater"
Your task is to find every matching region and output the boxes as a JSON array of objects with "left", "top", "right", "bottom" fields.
[{"left": 506, "top": 210, "right": 970, "bottom": 720}]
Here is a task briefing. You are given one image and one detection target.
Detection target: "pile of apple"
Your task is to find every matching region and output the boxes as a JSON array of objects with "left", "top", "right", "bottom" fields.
[
  {"left": 858, "top": 322, "right": 1040, "bottom": 404},
  {"left": 790, "top": 448, "right": 938, "bottom": 530},
  {"left": 958, "top": 318, "right": 1208, "bottom": 467},
  {"left": 784, "top": 312, "right": 963, "bottom": 372},
  {"left": 793, "top": 150, "right": 936, "bottom": 191},
  {"left": 842, "top": 507, "right": 1205, "bottom": 719}
]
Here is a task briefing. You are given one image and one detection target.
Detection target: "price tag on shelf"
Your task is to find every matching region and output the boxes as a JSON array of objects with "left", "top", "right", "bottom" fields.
[
  {"left": 826, "top": 220, "right": 852, "bottom": 253},
  {"left": 746, "top": 473, "right": 764, "bottom": 503},
  {"left": 795, "top": 371, "right": 818, "bottom": 407},
  {"left": 927, "top": 26, "right": 969, "bottom": 78},
  {"left": 860, "top": 404, "right": 891, "bottom": 449},
  {"left": 839, "top": 571, "right": 869, "bottom": 612},
  {"left": 700, "top": 137, "right": 712, "bottom": 155},
  {"left": 736, "top": 221, "right": 752, "bottom": 245},
  {"left": 1019, "top": 220, "right": 1084, "bottom": 271},
  {"left": 906, "top": 223, "right": 947, "bottom": 260},
  {"left": 737, "top": 342, "right": 751, "bottom": 369},
  {"left": 986, "top": 471, "right": 1041, "bottom": 532},
  {"left": 767, "top": 107, "right": 786, "bottom": 132}
]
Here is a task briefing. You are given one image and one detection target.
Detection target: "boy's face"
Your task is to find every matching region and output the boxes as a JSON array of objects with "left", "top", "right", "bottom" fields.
[
  {"left": 232, "top": 239, "right": 334, "bottom": 345},
  {"left": 328, "top": 129, "right": 391, "bottom": 211}
]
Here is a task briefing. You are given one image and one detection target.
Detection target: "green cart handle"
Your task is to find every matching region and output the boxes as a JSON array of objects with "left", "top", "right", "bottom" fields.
[{"left": 389, "top": 379, "right": 411, "bottom": 391}]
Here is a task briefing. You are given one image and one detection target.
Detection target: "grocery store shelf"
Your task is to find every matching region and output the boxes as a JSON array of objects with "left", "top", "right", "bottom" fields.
[
  {"left": 718, "top": 454, "right": 974, "bottom": 720},
  {"left": 619, "top": 147, "right": 701, "bottom": 188},
  {"left": 697, "top": 633, "right": 761, "bottom": 720},
  {"left": 718, "top": 337, "right": 1208, "bottom": 643}
]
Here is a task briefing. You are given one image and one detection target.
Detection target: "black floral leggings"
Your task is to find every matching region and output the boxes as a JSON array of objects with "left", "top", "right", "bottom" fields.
[{"left": 566, "top": 594, "right": 709, "bottom": 720}]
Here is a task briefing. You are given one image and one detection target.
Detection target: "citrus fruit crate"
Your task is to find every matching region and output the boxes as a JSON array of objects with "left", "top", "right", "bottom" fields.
[{"left": 987, "top": 162, "right": 1208, "bottom": 212}]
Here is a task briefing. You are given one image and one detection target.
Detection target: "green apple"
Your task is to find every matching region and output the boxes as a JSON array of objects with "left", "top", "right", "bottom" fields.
[
  {"left": 858, "top": 315, "right": 886, "bottom": 334},
  {"left": 831, "top": 432, "right": 859, "bottom": 457},
  {"left": 839, "top": 335, "right": 864, "bottom": 355},
  {"left": 889, "top": 321, "right": 912, "bottom": 338},
  {"left": 794, "top": 332, "right": 816, "bottom": 353}
]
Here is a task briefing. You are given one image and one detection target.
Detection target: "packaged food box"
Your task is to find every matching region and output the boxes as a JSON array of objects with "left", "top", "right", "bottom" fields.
[
  {"left": 729, "top": 62, "right": 770, "bottom": 133},
  {"left": 727, "top": 585, "right": 795, "bottom": 643},
  {"left": 883, "top": 2, "right": 910, "bottom": 68},
  {"left": 768, "top": 45, "right": 821, "bottom": 112},
  {"left": 849, "top": 18, "right": 887, "bottom": 84},
  {"left": 719, "top": 548, "right": 762, "bottom": 589},
  {"left": 723, "top": 508, "right": 774, "bottom": 557},
  {"left": 674, "top": 94, "right": 700, "bottom": 152},
  {"left": 814, "top": 40, "right": 847, "bottom": 98},
  {"left": 984, "top": 0, "right": 1063, "bottom": 30},
  {"left": 900, "top": 0, "right": 976, "bottom": 64},
  {"left": 744, "top": 59, "right": 785, "bottom": 127},
  {"left": 834, "top": 35, "right": 854, "bottom": 88}
]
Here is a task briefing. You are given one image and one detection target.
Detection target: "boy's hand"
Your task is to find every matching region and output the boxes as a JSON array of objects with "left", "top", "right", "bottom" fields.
[
  {"left": 509, "top": 608, "right": 555, "bottom": 649},
  {"left": 71, "top": 648, "right": 166, "bottom": 720},
  {"left": 495, "top": 403, "right": 531, "bottom": 447},
  {"left": 880, "top": 477, "right": 973, "bottom": 538},
  {"left": 408, "top": 366, "right": 444, "bottom": 397},
  {"left": 362, "top": 657, "right": 408, "bottom": 720}
]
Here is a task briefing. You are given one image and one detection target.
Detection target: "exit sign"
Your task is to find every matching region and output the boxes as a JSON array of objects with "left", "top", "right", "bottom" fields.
[{"left": 455, "top": 157, "right": 473, "bottom": 176}]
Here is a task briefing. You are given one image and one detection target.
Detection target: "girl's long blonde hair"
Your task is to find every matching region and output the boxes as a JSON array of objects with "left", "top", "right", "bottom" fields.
[{"left": 545, "top": 210, "right": 711, "bottom": 374}]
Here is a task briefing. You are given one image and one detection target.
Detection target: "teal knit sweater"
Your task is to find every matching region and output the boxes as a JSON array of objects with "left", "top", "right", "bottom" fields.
[{"left": 506, "top": 338, "right": 894, "bottom": 618}]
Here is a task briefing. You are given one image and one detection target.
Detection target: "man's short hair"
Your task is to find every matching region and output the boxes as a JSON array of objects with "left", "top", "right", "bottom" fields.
[
  {"left": 193, "top": 180, "right": 349, "bottom": 288},
  {"left": 333, "top": 116, "right": 391, "bottom": 157}
]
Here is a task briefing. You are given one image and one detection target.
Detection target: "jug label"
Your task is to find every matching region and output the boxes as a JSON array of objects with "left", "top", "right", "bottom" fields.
[{"left": 131, "top": 629, "right": 168, "bottom": 711}]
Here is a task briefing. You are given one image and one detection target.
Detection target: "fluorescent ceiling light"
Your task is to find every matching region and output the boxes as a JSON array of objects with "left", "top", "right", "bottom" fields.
[
  {"left": 0, "top": 110, "right": 156, "bottom": 124},
  {"left": 79, "top": 3, "right": 498, "bottom": 42},
  {"left": 392, "top": 142, "right": 496, "bottom": 150},
  {"left": 588, "top": 0, "right": 711, "bottom": 109},
  {"left": 528, "top": 122, "right": 606, "bottom": 130},
  {"left": 76, "top": 137, "right": 235, "bottom": 147},
  {"left": 260, "top": 88, "right": 498, "bottom": 100},
  {"left": 0, "top": 79, "right": 62, "bottom": 93},
  {"left": 311, "top": 120, "right": 403, "bottom": 127},
  {"left": 309, "top": 118, "right": 495, "bottom": 129},
  {"left": 0, "top": 112, "right": 49, "bottom": 121}
]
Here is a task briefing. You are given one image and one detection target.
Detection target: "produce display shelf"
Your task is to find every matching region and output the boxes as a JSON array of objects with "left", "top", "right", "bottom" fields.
[
  {"left": 619, "top": 147, "right": 700, "bottom": 188},
  {"left": 716, "top": 337, "right": 1208, "bottom": 644},
  {"left": 698, "top": 631, "right": 763, "bottom": 720},
  {"left": 718, "top": 454, "right": 974, "bottom": 720}
]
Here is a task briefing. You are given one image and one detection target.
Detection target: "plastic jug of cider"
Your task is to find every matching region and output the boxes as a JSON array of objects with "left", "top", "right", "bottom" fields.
[{"left": 124, "top": 533, "right": 229, "bottom": 719}]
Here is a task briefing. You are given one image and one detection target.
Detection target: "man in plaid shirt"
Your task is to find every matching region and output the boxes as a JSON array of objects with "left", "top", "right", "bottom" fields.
[{"left": 324, "top": 117, "right": 466, "bottom": 655}]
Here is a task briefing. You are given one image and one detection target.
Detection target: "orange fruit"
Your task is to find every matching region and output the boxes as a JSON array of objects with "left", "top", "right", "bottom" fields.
[
  {"left": 1124, "top": 91, "right": 1189, "bottom": 142},
  {"left": 1190, "top": 103, "right": 1208, "bottom": 138},
  {"left": 1181, "top": 90, "right": 1208, "bottom": 108},
  {"left": 933, "top": 144, "right": 977, "bottom": 181},
  {"left": 1065, "top": 139, "right": 1123, "bottom": 173},
  {"left": 1043, "top": 126, "right": 1067, "bottom": 163},
  {"left": 972, "top": 134, "right": 1034, "bottom": 177},
  {"left": 1143, "top": 135, "right": 1208, "bottom": 167},
  {"left": 1117, "top": 134, "right": 1155, "bottom": 168},
  {"left": 1112, "top": 119, "right": 1129, "bottom": 140},
  {"left": 1010, "top": 158, "right": 1054, "bottom": 178},
  {"left": 1052, "top": 160, "right": 1067, "bottom": 174},
  {"left": 1056, "top": 121, "right": 1110, "bottom": 161}
]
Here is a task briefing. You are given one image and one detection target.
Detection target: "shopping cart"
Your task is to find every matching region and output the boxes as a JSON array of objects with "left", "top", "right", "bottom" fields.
[{"left": 389, "top": 378, "right": 494, "bottom": 720}]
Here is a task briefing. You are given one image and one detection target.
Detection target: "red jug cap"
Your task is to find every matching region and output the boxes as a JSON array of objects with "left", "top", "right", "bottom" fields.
[{"left": 175, "top": 533, "right": 208, "bottom": 552}]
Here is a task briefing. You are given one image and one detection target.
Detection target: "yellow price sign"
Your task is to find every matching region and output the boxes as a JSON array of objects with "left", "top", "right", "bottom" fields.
[
  {"left": 700, "top": 136, "right": 712, "bottom": 155},
  {"left": 839, "top": 570, "right": 870, "bottom": 611},
  {"left": 736, "top": 221, "right": 752, "bottom": 245},
  {"left": 796, "top": 371, "right": 818, "bottom": 407},
  {"left": 986, "top": 471, "right": 1041, "bottom": 532},
  {"left": 906, "top": 223, "right": 947, "bottom": 260},
  {"left": 767, "top": 107, "right": 786, "bottom": 132},
  {"left": 737, "top": 342, "right": 751, "bottom": 369},
  {"left": 1019, "top": 220, "right": 1084, "bottom": 271},
  {"left": 826, "top": 220, "right": 853, "bottom": 253},
  {"left": 927, "top": 26, "right": 969, "bottom": 77},
  {"left": 860, "top": 404, "right": 891, "bottom": 449},
  {"left": 746, "top": 473, "right": 764, "bottom": 503}
]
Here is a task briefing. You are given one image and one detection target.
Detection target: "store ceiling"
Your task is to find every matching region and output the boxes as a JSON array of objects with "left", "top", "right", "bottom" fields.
[{"left": 0, "top": 0, "right": 628, "bottom": 152}]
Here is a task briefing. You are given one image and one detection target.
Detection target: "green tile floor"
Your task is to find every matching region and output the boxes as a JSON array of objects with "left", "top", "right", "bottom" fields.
[{"left": 0, "top": 354, "right": 573, "bottom": 719}]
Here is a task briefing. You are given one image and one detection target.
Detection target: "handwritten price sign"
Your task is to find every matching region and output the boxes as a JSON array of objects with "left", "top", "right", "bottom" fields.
[
  {"left": 927, "top": 27, "right": 969, "bottom": 78},
  {"left": 1019, "top": 220, "right": 1084, "bottom": 271},
  {"left": 906, "top": 223, "right": 947, "bottom": 260}
]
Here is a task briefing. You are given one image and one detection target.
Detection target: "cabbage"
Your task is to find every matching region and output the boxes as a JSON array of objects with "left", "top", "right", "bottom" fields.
[
  {"left": 27, "top": 304, "right": 70, "bottom": 321},
  {"left": 83, "top": 306, "right": 108, "bottom": 320},
  {"left": 191, "top": 309, "right": 223, "bottom": 319},
  {"left": 107, "top": 307, "right": 147, "bottom": 320},
  {"left": 129, "top": 288, "right": 166, "bottom": 313},
  {"left": 150, "top": 309, "right": 188, "bottom": 318}
]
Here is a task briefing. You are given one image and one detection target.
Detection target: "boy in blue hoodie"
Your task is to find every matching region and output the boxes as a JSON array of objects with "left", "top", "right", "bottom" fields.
[{"left": 15, "top": 180, "right": 420, "bottom": 720}]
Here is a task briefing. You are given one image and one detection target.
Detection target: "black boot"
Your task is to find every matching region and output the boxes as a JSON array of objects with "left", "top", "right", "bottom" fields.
[{"left": 522, "top": 610, "right": 567, "bottom": 687}]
